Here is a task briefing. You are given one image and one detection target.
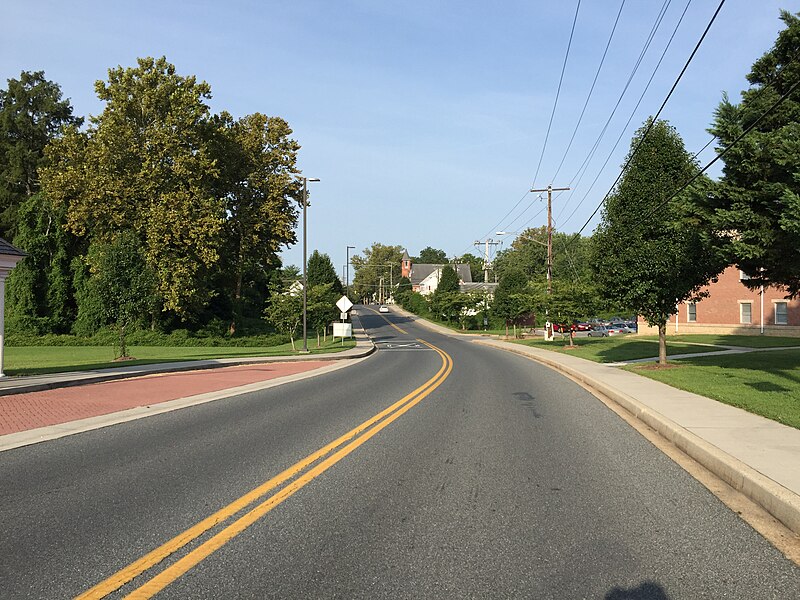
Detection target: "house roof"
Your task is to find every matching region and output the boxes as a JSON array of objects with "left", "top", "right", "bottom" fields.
[
  {"left": 0, "top": 238, "right": 25, "bottom": 257},
  {"left": 408, "top": 263, "right": 472, "bottom": 285},
  {"left": 460, "top": 282, "right": 498, "bottom": 293}
]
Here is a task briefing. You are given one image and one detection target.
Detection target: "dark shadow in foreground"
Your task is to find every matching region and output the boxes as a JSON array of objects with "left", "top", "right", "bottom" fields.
[{"left": 606, "top": 581, "right": 670, "bottom": 600}]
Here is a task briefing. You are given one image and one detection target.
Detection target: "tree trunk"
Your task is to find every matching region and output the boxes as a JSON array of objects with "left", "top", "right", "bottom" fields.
[
  {"left": 118, "top": 322, "right": 128, "bottom": 358},
  {"left": 505, "top": 322, "right": 509, "bottom": 339},
  {"left": 317, "top": 331, "right": 320, "bottom": 348},
  {"left": 658, "top": 323, "right": 667, "bottom": 364},
  {"left": 229, "top": 269, "right": 243, "bottom": 337},
  {"left": 290, "top": 334, "right": 296, "bottom": 352},
  {"left": 569, "top": 330, "right": 575, "bottom": 346}
]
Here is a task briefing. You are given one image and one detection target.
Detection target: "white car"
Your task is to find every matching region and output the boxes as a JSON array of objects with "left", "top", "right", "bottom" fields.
[{"left": 379, "top": 305, "right": 389, "bottom": 313}]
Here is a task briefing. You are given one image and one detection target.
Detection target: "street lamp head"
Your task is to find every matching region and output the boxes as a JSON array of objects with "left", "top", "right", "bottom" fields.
[{"left": 307, "top": 178, "right": 320, "bottom": 182}]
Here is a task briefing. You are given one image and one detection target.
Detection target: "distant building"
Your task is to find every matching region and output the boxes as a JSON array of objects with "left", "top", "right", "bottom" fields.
[
  {"left": 401, "top": 249, "right": 473, "bottom": 296},
  {"left": 637, "top": 266, "right": 800, "bottom": 336}
]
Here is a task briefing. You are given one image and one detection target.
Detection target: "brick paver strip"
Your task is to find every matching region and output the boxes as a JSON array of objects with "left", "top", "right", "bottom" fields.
[{"left": 0, "top": 362, "right": 328, "bottom": 435}]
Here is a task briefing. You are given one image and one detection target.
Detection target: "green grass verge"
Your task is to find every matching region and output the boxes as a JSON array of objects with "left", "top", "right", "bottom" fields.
[
  {"left": 624, "top": 349, "right": 800, "bottom": 429},
  {"left": 639, "top": 334, "right": 800, "bottom": 348},
  {"left": 5, "top": 338, "right": 357, "bottom": 376},
  {"left": 510, "top": 336, "right": 726, "bottom": 363}
]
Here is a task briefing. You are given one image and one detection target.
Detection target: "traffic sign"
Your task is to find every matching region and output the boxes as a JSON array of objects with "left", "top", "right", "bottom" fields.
[{"left": 336, "top": 295, "right": 354, "bottom": 313}]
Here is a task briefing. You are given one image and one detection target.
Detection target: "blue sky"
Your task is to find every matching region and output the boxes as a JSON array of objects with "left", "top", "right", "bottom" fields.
[{"left": 2, "top": 1, "right": 792, "bottom": 276}]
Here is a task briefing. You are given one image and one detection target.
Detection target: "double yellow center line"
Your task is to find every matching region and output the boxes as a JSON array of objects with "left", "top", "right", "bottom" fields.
[{"left": 78, "top": 332, "right": 452, "bottom": 599}]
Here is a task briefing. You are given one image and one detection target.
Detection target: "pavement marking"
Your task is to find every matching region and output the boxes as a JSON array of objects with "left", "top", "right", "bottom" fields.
[
  {"left": 365, "top": 307, "right": 408, "bottom": 334},
  {"left": 78, "top": 339, "right": 452, "bottom": 600}
]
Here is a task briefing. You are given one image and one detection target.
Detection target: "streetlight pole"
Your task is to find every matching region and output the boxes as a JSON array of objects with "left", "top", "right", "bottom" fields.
[
  {"left": 299, "top": 176, "right": 320, "bottom": 353},
  {"left": 346, "top": 245, "right": 355, "bottom": 297}
]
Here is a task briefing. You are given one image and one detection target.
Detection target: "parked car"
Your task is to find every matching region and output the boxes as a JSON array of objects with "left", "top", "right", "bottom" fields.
[
  {"left": 606, "top": 322, "right": 631, "bottom": 335},
  {"left": 379, "top": 305, "right": 389, "bottom": 313},
  {"left": 552, "top": 323, "right": 576, "bottom": 333},
  {"left": 587, "top": 325, "right": 609, "bottom": 337},
  {"left": 574, "top": 322, "right": 592, "bottom": 332},
  {"left": 625, "top": 321, "right": 638, "bottom": 332}
]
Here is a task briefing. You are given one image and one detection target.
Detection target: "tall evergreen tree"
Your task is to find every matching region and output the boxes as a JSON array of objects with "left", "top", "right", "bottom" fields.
[
  {"left": 307, "top": 250, "right": 343, "bottom": 295},
  {"left": 702, "top": 11, "right": 800, "bottom": 296},
  {"left": 0, "top": 71, "right": 81, "bottom": 240}
]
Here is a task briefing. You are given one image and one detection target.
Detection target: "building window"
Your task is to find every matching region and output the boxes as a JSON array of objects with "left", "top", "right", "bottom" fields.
[
  {"left": 739, "top": 270, "right": 751, "bottom": 280},
  {"left": 740, "top": 302, "right": 752, "bottom": 324},
  {"left": 687, "top": 303, "right": 696, "bottom": 322},
  {"left": 775, "top": 301, "right": 788, "bottom": 325}
]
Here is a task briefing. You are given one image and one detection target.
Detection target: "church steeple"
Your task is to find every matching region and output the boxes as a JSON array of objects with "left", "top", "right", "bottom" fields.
[{"left": 401, "top": 249, "right": 412, "bottom": 278}]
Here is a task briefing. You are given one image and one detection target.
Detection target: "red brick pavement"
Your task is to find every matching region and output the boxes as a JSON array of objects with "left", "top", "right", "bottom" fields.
[{"left": 0, "top": 362, "right": 328, "bottom": 435}]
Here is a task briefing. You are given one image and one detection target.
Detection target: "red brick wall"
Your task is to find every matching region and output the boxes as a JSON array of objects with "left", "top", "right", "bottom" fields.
[{"left": 637, "top": 266, "right": 800, "bottom": 336}]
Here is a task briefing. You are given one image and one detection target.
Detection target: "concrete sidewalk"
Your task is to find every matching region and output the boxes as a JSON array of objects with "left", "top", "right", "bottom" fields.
[
  {"left": 388, "top": 306, "right": 800, "bottom": 536},
  {"left": 0, "top": 312, "right": 374, "bottom": 397}
]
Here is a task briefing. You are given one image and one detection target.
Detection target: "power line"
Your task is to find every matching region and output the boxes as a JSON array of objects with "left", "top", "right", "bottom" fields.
[
  {"left": 503, "top": 0, "right": 673, "bottom": 234},
  {"left": 556, "top": 0, "right": 692, "bottom": 228},
  {"left": 551, "top": 0, "right": 626, "bottom": 183},
  {"left": 576, "top": 0, "right": 726, "bottom": 236},
  {"left": 530, "top": 0, "right": 582, "bottom": 190},
  {"left": 643, "top": 76, "right": 800, "bottom": 219}
]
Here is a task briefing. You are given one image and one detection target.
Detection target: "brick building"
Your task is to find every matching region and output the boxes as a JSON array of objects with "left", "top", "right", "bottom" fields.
[{"left": 637, "top": 266, "right": 800, "bottom": 337}]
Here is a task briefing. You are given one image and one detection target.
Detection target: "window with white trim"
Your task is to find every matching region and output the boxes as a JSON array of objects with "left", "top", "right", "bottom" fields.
[
  {"left": 687, "top": 303, "right": 696, "bottom": 322},
  {"left": 739, "top": 270, "right": 751, "bottom": 280},
  {"left": 740, "top": 302, "right": 752, "bottom": 324},
  {"left": 775, "top": 301, "right": 788, "bottom": 325}
]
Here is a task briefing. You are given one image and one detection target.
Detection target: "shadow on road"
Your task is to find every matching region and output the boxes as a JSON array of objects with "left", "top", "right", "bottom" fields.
[{"left": 605, "top": 581, "right": 670, "bottom": 599}]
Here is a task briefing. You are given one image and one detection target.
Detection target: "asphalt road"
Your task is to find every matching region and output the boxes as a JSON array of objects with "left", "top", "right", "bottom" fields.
[{"left": 1, "top": 307, "right": 798, "bottom": 599}]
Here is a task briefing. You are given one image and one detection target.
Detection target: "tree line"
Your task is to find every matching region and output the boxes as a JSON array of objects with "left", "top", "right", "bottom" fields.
[{"left": 1, "top": 57, "right": 313, "bottom": 346}]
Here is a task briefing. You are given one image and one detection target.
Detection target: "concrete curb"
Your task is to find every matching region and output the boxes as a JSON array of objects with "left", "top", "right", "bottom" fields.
[
  {"left": 0, "top": 318, "right": 375, "bottom": 397},
  {"left": 475, "top": 338, "right": 800, "bottom": 536}
]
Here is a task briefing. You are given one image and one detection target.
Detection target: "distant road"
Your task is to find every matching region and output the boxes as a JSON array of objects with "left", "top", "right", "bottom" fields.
[{"left": 1, "top": 307, "right": 797, "bottom": 598}]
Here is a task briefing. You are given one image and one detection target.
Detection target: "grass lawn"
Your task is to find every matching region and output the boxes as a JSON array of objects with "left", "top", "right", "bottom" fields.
[
  {"left": 624, "top": 349, "right": 800, "bottom": 429},
  {"left": 640, "top": 334, "right": 800, "bottom": 348},
  {"left": 510, "top": 336, "right": 726, "bottom": 363},
  {"left": 5, "top": 338, "right": 357, "bottom": 376}
]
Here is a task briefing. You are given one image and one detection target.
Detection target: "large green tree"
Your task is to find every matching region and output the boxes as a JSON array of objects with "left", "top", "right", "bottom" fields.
[
  {"left": 592, "top": 118, "right": 725, "bottom": 363},
  {"left": 41, "top": 57, "right": 223, "bottom": 317},
  {"left": 351, "top": 243, "right": 403, "bottom": 302},
  {"left": 211, "top": 111, "right": 302, "bottom": 335},
  {"left": 88, "top": 231, "right": 159, "bottom": 357},
  {"left": 492, "top": 267, "right": 536, "bottom": 337},
  {"left": 0, "top": 71, "right": 81, "bottom": 240},
  {"left": 703, "top": 10, "right": 800, "bottom": 296},
  {"left": 459, "top": 252, "right": 485, "bottom": 283},
  {"left": 418, "top": 246, "right": 448, "bottom": 264}
]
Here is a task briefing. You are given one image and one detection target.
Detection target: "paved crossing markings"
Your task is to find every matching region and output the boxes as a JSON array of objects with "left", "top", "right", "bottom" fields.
[{"left": 376, "top": 340, "right": 429, "bottom": 351}]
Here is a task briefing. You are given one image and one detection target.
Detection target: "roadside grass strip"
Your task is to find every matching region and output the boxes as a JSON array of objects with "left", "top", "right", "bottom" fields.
[
  {"left": 625, "top": 348, "right": 800, "bottom": 430},
  {"left": 511, "top": 337, "right": 727, "bottom": 363},
  {"left": 76, "top": 339, "right": 452, "bottom": 599},
  {"left": 6, "top": 340, "right": 356, "bottom": 376}
]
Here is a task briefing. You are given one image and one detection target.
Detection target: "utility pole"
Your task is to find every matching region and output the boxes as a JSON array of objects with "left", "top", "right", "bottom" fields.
[
  {"left": 530, "top": 184, "right": 569, "bottom": 295},
  {"left": 473, "top": 239, "right": 501, "bottom": 283}
]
